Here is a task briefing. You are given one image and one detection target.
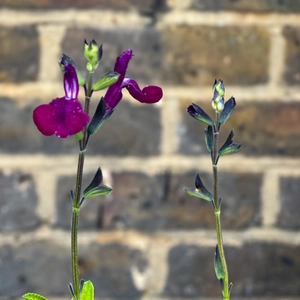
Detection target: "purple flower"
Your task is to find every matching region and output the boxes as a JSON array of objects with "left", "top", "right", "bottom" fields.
[
  {"left": 104, "top": 49, "right": 163, "bottom": 112},
  {"left": 33, "top": 64, "right": 90, "bottom": 138}
]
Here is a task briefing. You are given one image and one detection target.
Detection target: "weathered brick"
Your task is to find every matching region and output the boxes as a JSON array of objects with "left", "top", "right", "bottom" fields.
[
  {"left": 190, "top": 0, "right": 300, "bottom": 13},
  {"left": 0, "top": 98, "right": 160, "bottom": 156},
  {"left": 104, "top": 170, "right": 261, "bottom": 230},
  {"left": 164, "top": 242, "right": 300, "bottom": 297},
  {"left": 61, "top": 27, "right": 163, "bottom": 86},
  {"left": 0, "top": 240, "right": 147, "bottom": 298},
  {"left": 0, "top": 241, "right": 70, "bottom": 297},
  {"left": 277, "top": 176, "right": 300, "bottom": 229},
  {"left": 55, "top": 172, "right": 108, "bottom": 230},
  {"left": 0, "top": 0, "right": 167, "bottom": 12},
  {"left": 283, "top": 26, "right": 300, "bottom": 85},
  {"left": 160, "top": 25, "right": 270, "bottom": 85},
  {"left": 0, "top": 170, "right": 40, "bottom": 231},
  {"left": 79, "top": 243, "right": 147, "bottom": 297},
  {"left": 0, "top": 26, "right": 39, "bottom": 82},
  {"left": 180, "top": 99, "right": 300, "bottom": 156},
  {"left": 87, "top": 101, "right": 161, "bottom": 156}
]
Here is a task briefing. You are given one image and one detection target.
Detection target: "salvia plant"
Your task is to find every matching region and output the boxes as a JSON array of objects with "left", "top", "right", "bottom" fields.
[
  {"left": 185, "top": 80, "right": 241, "bottom": 300},
  {"left": 22, "top": 40, "right": 163, "bottom": 300}
]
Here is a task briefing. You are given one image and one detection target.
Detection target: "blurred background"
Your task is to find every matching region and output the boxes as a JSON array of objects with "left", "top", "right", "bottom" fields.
[{"left": 0, "top": 0, "right": 300, "bottom": 299}]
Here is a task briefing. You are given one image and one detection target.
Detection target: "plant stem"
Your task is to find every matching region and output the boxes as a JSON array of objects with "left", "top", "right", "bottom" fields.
[
  {"left": 212, "top": 113, "right": 230, "bottom": 300},
  {"left": 71, "top": 71, "right": 94, "bottom": 300}
]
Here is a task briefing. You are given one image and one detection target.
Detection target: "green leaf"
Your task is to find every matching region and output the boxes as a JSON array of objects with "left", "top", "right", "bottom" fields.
[
  {"left": 214, "top": 245, "right": 224, "bottom": 280},
  {"left": 83, "top": 168, "right": 103, "bottom": 196},
  {"left": 218, "top": 129, "right": 242, "bottom": 157},
  {"left": 84, "top": 184, "right": 113, "bottom": 199},
  {"left": 187, "top": 103, "right": 215, "bottom": 126},
  {"left": 184, "top": 174, "right": 213, "bottom": 202},
  {"left": 92, "top": 71, "right": 120, "bottom": 91},
  {"left": 219, "top": 97, "right": 236, "bottom": 125},
  {"left": 81, "top": 280, "right": 94, "bottom": 300},
  {"left": 204, "top": 125, "right": 213, "bottom": 153},
  {"left": 22, "top": 293, "right": 48, "bottom": 300}
]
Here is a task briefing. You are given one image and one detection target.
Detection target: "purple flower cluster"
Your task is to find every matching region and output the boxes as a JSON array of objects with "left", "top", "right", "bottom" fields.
[{"left": 33, "top": 49, "right": 163, "bottom": 138}]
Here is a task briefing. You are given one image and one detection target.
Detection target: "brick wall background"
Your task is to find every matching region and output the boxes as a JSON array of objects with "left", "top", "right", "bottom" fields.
[{"left": 0, "top": 0, "right": 300, "bottom": 299}]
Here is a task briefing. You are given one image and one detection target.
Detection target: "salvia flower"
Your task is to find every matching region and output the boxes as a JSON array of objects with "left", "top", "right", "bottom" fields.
[
  {"left": 33, "top": 64, "right": 90, "bottom": 138},
  {"left": 104, "top": 49, "right": 163, "bottom": 112}
]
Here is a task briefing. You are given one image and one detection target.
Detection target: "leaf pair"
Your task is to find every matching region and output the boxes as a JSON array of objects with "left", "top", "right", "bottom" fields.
[{"left": 23, "top": 280, "right": 95, "bottom": 300}]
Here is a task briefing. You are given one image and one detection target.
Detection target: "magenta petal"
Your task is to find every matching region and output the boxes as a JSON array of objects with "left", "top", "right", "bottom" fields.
[
  {"left": 114, "top": 49, "right": 133, "bottom": 85},
  {"left": 63, "top": 64, "right": 79, "bottom": 100},
  {"left": 104, "top": 50, "right": 133, "bottom": 110},
  {"left": 33, "top": 97, "right": 90, "bottom": 138},
  {"left": 123, "top": 78, "right": 163, "bottom": 103}
]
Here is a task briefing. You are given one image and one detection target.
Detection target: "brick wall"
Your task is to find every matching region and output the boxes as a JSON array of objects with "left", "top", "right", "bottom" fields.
[{"left": 0, "top": 0, "right": 300, "bottom": 299}]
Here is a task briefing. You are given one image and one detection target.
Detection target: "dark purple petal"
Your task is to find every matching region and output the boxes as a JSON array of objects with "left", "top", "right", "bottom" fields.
[
  {"left": 122, "top": 78, "right": 163, "bottom": 103},
  {"left": 103, "top": 50, "right": 133, "bottom": 110},
  {"left": 33, "top": 97, "right": 90, "bottom": 138},
  {"left": 64, "top": 64, "right": 79, "bottom": 100},
  {"left": 114, "top": 49, "right": 133, "bottom": 85}
]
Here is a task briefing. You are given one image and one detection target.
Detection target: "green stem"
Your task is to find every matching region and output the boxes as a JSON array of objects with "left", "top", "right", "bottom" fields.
[
  {"left": 71, "top": 206, "right": 80, "bottom": 299},
  {"left": 212, "top": 113, "right": 230, "bottom": 300},
  {"left": 71, "top": 71, "right": 94, "bottom": 300}
]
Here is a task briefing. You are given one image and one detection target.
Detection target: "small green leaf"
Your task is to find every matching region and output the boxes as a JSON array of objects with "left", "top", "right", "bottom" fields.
[
  {"left": 187, "top": 103, "right": 215, "bottom": 126},
  {"left": 194, "top": 173, "right": 213, "bottom": 201},
  {"left": 92, "top": 71, "right": 120, "bottom": 91},
  {"left": 83, "top": 168, "right": 103, "bottom": 196},
  {"left": 81, "top": 280, "right": 94, "bottom": 300},
  {"left": 22, "top": 293, "right": 48, "bottom": 300},
  {"left": 204, "top": 125, "right": 213, "bottom": 153},
  {"left": 219, "top": 97, "right": 236, "bottom": 125},
  {"left": 218, "top": 129, "right": 242, "bottom": 157},
  {"left": 84, "top": 184, "right": 113, "bottom": 199},
  {"left": 214, "top": 245, "right": 224, "bottom": 280},
  {"left": 185, "top": 174, "right": 213, "bottom": 202}
]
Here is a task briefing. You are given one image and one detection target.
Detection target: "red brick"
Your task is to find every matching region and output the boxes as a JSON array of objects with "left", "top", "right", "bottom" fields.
[
  {"left": 161, "top": 25, "right": 270, "bottom": 85},
  {"left": 104, "top": 170, "right": 261, "bottom": 230},
  {"left": 190, "top": 0, "right": 300, "bottom": 12},
  {"left": 0, "top": 170, "right": 40, "bottom": 231},
  {"left": 283, "top": 26, "right": 300, "bottom": 85},
  {"left": 277, "top": 176, "right": 300, "bottom": 229},
  {"left": 0, "top": 26, "right": 39, "bottom": 82},
  {"left": 0, "top": 0, "right": 167, "bottom": 12},
  {"left": 165, "top": 242, "right": 300, "bottom": 297}
]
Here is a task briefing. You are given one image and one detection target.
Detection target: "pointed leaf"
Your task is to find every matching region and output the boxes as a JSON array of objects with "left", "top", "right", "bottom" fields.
[
  {"left": 185, "top": 174, "right": 213, "bottom": 202},
  {"left": 218, "top": 130, "right": 242, "bottom": 156},
  {"left": 87, "top": 97, "right": 113, "bottom": 137},
  {"left": 187, "top": 103, "right": 215, "bottom": 126},
  {"left": 92, "top": 71, "right": 120, "bottom": 91},
  {"left": 22, "top": 293, "right": 48, "bottom": 300},
  {"left": 83, "top": 168, "right": 103, "bottom": 196},
  {"left": 214, "top": 245, "right": 224, "bottom": 280},
  {"left": 194, "top": 173, "right": 213, "bottom": 201},
  {"left": 81, "top": 280, "right": 94, "bottom": 300},
  {"left": 84, "top": 184, "right": 113, "bottom": 199},
  {"left": 204, "top": 125, "right": 213, "bottom": 153},
  {"left": 219, "top": 97, "right": 236, "bottom": 125}
]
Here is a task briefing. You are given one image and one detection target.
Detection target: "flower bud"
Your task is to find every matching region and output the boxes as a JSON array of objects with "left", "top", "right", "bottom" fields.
[
  {"left": 84, "top": 39, "right": 103, "bottom": 71},
  {"left": 212, "top": 79, "right": 225, "bottom": 113}
]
